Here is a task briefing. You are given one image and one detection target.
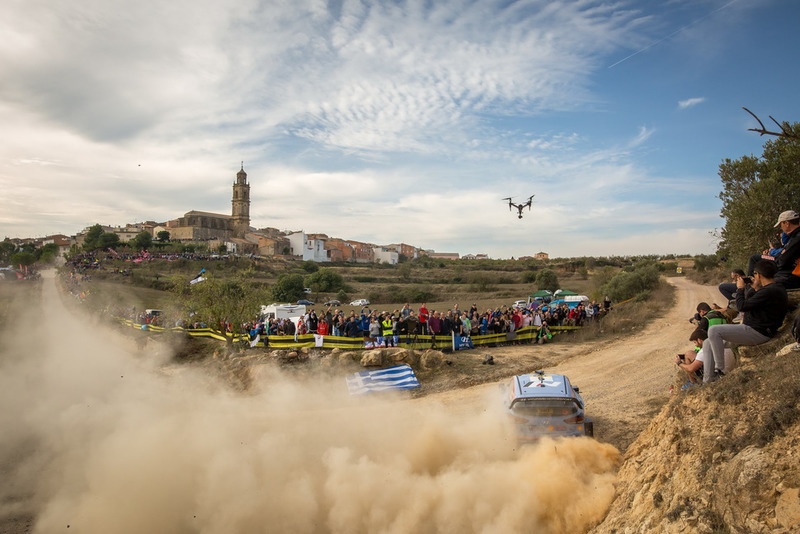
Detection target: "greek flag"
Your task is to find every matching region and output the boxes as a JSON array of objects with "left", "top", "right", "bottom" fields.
[{"left": 346, "top": 364, "right": 420, "bottom": 395}]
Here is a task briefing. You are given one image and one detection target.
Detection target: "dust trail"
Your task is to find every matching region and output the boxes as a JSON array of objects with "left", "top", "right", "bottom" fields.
[{"left": 0, "top": 273, "right": 619, "bottom": 534}]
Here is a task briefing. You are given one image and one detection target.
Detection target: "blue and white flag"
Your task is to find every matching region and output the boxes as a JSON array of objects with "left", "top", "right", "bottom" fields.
[
  {"left": 453, "top": 335, "right": 474, "bottom": 351},
  {"left": 190, "top": 268, "right": 206, "bottom": 284},
  {"left": 346, "top": 364, "right": 420, "bottom": 395}
]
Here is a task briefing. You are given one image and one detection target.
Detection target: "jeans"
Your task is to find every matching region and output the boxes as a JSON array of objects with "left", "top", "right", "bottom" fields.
[
  {"left": 718, "top": 282, "right": 737, "bottom": 302},
  {"left": 704, "top": 324, "right": 768, "bottom": 382}
]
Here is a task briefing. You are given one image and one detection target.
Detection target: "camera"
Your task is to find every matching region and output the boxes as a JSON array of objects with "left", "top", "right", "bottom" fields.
[{"left": 741, "top": 276, "right": 752, "bottom": 284}]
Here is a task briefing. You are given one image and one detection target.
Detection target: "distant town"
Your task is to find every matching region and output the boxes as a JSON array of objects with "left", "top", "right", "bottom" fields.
[{"left": 3, "top": 165, "right": 550, "bottom": 263}]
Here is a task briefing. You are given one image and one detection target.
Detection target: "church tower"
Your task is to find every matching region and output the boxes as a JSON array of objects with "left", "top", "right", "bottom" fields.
[{"left": 231, "top": 163, "right": 250, "bottom": 238}]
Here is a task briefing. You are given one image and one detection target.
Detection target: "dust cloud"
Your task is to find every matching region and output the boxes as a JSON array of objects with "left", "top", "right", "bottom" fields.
[{"left": 0, "top": 273, "right": 620, "bottom": 534}]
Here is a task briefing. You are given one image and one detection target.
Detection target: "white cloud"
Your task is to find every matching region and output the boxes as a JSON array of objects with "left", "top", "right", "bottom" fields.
[{"left": 677, "top": 97, "right": 706, "bottom": 109}]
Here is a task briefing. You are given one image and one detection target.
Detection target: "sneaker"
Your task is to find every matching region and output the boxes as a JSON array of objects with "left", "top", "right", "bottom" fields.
[
  {"left": 680, "top": 381, "right": 698, "bottom": 390},
  {"left": 709, "top": 369, "right": 726, "bottom": 382}
]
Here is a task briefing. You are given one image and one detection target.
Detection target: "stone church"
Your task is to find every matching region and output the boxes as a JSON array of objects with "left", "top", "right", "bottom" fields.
[{"left": 166, "top": 165, "right": 251, "bottom": 242}]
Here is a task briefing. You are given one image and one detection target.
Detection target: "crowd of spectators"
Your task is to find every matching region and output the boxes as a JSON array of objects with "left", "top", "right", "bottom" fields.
[
  {"left": 238, "top": 296, "right": 613, "bottom": 349},
  {"left": 677, "top": 209, "right": 798, "bottom": 388}
]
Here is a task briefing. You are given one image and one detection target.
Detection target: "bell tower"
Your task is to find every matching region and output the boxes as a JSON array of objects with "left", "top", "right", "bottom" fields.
[{"left": 231, "top": 162, "right": 250, "bottom": 238}]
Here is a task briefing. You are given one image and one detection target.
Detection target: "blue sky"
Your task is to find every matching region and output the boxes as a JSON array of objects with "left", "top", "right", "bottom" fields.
[{"left": 1, "top": 0, "right": 797, "bottom": 258}]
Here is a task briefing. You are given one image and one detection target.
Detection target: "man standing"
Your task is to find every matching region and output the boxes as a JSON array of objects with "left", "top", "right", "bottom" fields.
[
  {"left": 419, "top": 303, "right": 429, "bottom": 334},
  {"left": 773, "top": 210, "right": 800, "bottom": 289},
  {"left": 704, "top": 260, "right": 789, "bottom": 382}
]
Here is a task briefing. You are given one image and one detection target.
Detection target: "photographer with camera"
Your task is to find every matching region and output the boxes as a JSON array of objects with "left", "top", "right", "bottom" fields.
[
  {"left": 676, "top": 328, "right": 707, "bottom": 389},
  {"left": 703, "top": 259, "right": 789, "bottom": 383}
]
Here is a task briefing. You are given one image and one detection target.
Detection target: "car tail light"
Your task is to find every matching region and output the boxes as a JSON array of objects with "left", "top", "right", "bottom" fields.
[{"left": 564, "top": 415, "right": 584, "bottom": 423}]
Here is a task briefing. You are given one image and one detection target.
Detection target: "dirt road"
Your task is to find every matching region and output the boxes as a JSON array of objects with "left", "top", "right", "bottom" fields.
[{"left": 422, "top": 277, "right": 724, "bottom": 451}]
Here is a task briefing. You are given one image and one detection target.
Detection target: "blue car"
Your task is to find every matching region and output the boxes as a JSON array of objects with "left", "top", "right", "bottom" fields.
[
  {"left": 503, "top": 370, "right": 593, "bottom": 441},
  {"left": 296, "top": 299, "right": 315, "bottom": 305}
]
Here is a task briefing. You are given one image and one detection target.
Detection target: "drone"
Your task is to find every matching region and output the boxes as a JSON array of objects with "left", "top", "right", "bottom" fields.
[{"left": 502, "top": 195, "right": 535, "bottom": 219}]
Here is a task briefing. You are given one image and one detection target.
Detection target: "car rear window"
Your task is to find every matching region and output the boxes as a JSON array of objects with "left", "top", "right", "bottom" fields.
[{"left": 511, "top": 398, "right": 578, "bottom": 416}]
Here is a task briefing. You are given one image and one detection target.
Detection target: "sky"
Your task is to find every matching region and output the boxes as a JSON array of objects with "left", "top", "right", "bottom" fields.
[{"left": 1, "top": 0, "right": 798, "bottom": 259}]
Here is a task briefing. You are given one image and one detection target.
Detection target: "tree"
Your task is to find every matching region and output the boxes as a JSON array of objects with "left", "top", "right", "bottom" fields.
[
  {"left": 0, "top": 242, "right": 17, "bottom": 263},
  {"left": 97, "top": 232, "right": 121, "bottom": 250},
  {"left": 304, "top": 268, "right": 346, "bottom": 293},
  {"left": 157, "top": 230, "right": 170, "bottom": 242},
  {"left": 9, "top": 251, "right": 36, "bottom": 267},
  {"left": 37, "top": 243, "right": 59, "bottom": 264},
  {"left": 535, "top": 269, "right": 560, "bottom": 292},
  {"left": 717, "top": 123, "right": 800, "bottom": 268},
  {"left": 83, "top": 224, "right": 104, "bottom": 251},
  {"left": 173, "top": 275, "right": 268, "bottom": 352},
  {"left": 130, "top": 231, "right": 153, "bottom": 250},
  {"left": 270, "top": 273, "right": 305, "bottom": 302}
]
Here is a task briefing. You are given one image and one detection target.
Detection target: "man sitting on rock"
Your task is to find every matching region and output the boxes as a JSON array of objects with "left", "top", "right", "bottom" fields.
[
  {"left": 704, "top": 260, "right": 789, "bottom": 383},
  {"left": 773, "top": 209, "right": 800, "bottom": 289}
]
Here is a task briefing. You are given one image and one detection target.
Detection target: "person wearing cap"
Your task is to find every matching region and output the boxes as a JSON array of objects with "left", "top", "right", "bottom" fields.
[
  {"left": 773, "top": 209, "right": 800, "bottom": 289},
  {"left": 703, "top": 259, "right": 789, "bottom": 383}
]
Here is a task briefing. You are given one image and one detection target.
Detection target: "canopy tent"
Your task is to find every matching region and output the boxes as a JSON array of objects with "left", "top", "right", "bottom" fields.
[
  {"left": 529, "top": 290, "right": 553, "bottom": 298},
  {"left": 553, "top": 289, "right": 578, "bottom": 297}
]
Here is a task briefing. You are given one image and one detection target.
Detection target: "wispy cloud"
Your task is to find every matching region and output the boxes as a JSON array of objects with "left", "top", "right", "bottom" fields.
[{"left": 678, "top": 97, "right": 706, "bottom": 109}]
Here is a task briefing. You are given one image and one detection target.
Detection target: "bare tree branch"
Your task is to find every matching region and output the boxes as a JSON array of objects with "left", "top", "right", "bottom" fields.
[{"left": 743, "top": 107, "right": 799, "bottom": 139}]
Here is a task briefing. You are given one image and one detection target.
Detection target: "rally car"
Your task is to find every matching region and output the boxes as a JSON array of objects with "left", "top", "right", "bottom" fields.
[{"left": 502, "top": 370, "right": 593, "bottom": 441}]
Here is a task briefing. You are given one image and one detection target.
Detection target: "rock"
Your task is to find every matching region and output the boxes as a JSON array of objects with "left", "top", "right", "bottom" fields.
[
  {"left": 776, "top": 488, "right": 800, "bottom": 529},
  {"left": 716, "top": 446, "right": 772, "bottom": 524},
  {"left": 420, "top": 349, "right": 445, "bottom": 370},
  {"left": 336, "top": 351, "right": 358, "bottom": 364},
  {"left": 360, "top": 349, "right": 383, "bottom": 367},
  {"left": 384, "top": 347, "right": 412, "bottom": 364}
]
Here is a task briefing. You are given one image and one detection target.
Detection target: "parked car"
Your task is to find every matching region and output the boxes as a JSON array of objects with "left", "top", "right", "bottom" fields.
[
  {"left": 349, "top": 299, "right": 370, "bottom": 306},
  {"left": 502, "top": 370, "right": 593, "bottom": 441},
  {"left": 513, "top": 300, "right": 528, "bottom": 309},
  {"left": 324, "top": 300, "right": 341, "bottom": 306},
  {"left": 296, "top": 299, "right": 315, "bottom": 306},
  {"left": 303, "top": 288, "right": 312, "bottom": 294}
]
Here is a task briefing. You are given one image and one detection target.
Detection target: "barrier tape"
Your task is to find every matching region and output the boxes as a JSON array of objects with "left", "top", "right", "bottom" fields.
[{"left": 119, "top": 318, "right": 581, "bottom": 350}]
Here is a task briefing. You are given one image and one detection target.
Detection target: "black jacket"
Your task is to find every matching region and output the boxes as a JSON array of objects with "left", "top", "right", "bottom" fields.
[
  {"left": 775, "top": 226, "right": 800, "bottom": 288},
  {"left": 735, "top": 282, "right": 789, "bottom": 337}
]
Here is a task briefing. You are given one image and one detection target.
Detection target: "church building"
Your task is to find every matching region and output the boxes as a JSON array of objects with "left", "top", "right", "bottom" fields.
[{"left": 166, "top": 165, "right": 251, "bottom": 242}]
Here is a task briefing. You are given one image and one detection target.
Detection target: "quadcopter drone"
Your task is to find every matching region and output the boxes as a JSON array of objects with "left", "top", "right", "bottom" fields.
[{"left": 502, "top": 195, "right": 535, "bottom": 219}]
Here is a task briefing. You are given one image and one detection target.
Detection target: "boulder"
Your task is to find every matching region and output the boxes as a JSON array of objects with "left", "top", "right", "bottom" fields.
[
  {"left": 337, "top": 351, "right": 358, "bottom": 364},
  {"left": 420, "top": 349, "right": 446, "bottom": 370},
  {"left": 776, "top": 487, "right": 800, "bottom": 529},
  {"left": 385, "top": 347, "right": 413, "bottom": 364},
  {"left": 360, "top": 349, "right": 383, "bottom": 367}
]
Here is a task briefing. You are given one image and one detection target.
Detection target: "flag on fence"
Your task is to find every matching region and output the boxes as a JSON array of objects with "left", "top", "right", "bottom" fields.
[
  {"left": 346, "top": 364, "right": 420, "bottom": 395},
  {"left": 453, "top": 335, "right": 474, "bottom": 351}
]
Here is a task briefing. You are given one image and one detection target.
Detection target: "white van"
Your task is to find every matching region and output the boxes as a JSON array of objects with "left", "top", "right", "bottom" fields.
[{"left": 260, "top": 303, "right": 306, "bottom": 320}]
